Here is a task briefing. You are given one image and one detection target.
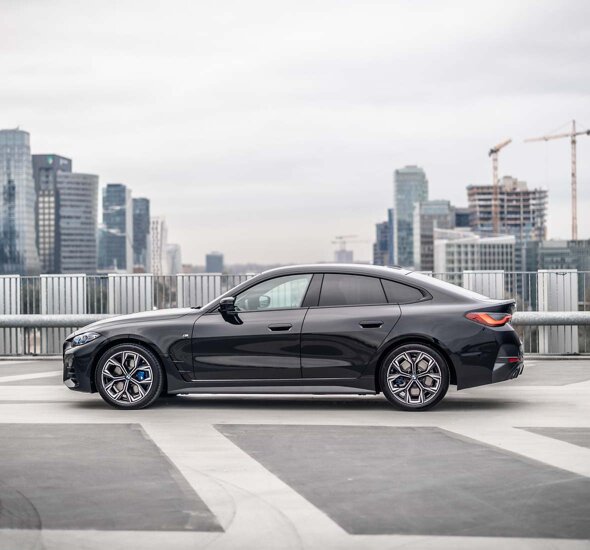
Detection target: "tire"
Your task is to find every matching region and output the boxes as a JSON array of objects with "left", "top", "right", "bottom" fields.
[
  {"left": 95, "top": 343, "right": 164, "bottom": 409},
  {"left": 380, "top": 343, "right": 449, "bottom": 411}
]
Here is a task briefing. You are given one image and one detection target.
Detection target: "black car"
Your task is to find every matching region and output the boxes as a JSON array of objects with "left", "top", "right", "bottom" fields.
[{"left": 63, "top": 264, "right": 523, "bottom": 410}]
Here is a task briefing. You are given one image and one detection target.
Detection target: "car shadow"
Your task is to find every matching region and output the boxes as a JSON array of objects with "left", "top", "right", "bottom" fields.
[
  {"left": 66, "top": 382, "right": 530, "bottom": 412},
  {"left": 70, "top": 392, "right": 529, "bottom": 412}
]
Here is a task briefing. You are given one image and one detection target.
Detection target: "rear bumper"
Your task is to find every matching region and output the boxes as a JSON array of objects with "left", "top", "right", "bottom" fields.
[
  {"left": 492, "top": 358, "right": 524, "bottom": 383},
  {"left": 491, "top": 339, "right": 524, "bottom": 383}
]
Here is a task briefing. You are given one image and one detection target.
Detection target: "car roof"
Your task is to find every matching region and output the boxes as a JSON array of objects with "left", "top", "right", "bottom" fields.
[{"left": 260, "top": 263, "right": 412, "bottom": 279}]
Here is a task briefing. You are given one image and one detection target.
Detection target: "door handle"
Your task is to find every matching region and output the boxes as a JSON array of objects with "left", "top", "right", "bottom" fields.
[
  {"left": 359, "top": 320, "right": 383, "bottom": 329},
  {"left": 268, "top": 323, "right": 293, "bottom": 332}
]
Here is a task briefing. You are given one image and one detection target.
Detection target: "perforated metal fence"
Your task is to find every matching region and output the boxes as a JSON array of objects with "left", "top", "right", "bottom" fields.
[{"left": 0, "top": 270, "right": 589, "bottom": 355}]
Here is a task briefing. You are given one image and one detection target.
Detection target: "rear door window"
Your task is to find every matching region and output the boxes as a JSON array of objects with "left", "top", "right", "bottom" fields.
[{"left": 319, "top": 274, "right": 387, "bottom": 306}]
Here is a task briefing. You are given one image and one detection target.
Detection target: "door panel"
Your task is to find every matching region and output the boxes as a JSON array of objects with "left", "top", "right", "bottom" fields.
[
  {"left": 301, "top": 304, "right": 401, "bottom": 379},
  {"left": 192, "top": 309, "right": 307, "bottom": 380}
]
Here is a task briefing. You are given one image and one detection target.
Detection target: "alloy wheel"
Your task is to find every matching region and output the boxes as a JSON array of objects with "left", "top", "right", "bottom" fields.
[
  {"left": 386, "top": 350, "right": 442, "bottom": 406},
  {"left": 100, "top": 351, "right": 154, "bottom": 404}
]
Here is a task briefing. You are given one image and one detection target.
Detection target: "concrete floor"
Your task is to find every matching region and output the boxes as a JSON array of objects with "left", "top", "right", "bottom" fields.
[{"left": 0, "top": 358, "right": 589, "bottom": 550}]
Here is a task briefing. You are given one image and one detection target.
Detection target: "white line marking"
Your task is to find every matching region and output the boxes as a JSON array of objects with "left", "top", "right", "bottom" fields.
[{"left": 0, "top": 371, "right": 60, "bottom": 383}]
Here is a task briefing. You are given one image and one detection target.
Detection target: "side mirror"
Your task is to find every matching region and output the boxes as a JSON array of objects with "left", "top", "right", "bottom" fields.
[{"left": 219, "top": 296, "right": 237, "bottom": 314}]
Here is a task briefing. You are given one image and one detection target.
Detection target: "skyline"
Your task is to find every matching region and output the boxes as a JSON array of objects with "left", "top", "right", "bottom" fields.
[{"left": 2, "top": 0, "right": 589, "bottom": 263}]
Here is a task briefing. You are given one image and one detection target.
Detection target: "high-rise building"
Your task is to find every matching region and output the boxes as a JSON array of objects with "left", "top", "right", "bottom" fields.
[
  {"left": 334, "top": 249, "right": 353, "bottom": 263},
  {"left": 413, "top": 200, "right": 455, "bottom": 272},
  {"left": 150, "top": 216, "right": 168, "bottom": 275},
  {"left": 527, "top": 239, "right": 590, "bottom": 271},
  {"left": 467, "top": 176, "right": 547, "bottom": 271},
  {"left": 32, "top": 154, "right": 72, "bottom": 273},
  {"left": 56, "top": 172, "right": 99, "bottom": 273},
  {"left": 166, "top": 243, "right": 182, "bottom": 275},
  {"left": 98, "top": 183, "right": 133, "bottom": 272},
  {"left": 132, "top": 198, "right": 150, "bottom": 272},
  {"left": 0, "top": 129, "right": 40, "bottom": 275},
  {"left": 373, "top": 221, "right": 390, "bottom": 266},
  {"left": 206, "top": 251, "right": 224, "bottom": 273},
  {"left": 386, "top": 208, "right": 395, "bottom": 266},
  {"left": 433, "top": 228, "right": 515, "bottom": 281},
  {"left": 394, "top": 165, "right": 428, "bottom": 267},
  {"left": 454, "top": 207, "right": 470, "bottom": 228}
]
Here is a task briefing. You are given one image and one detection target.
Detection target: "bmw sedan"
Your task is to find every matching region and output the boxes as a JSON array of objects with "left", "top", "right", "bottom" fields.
[{"left": 63, "top": 264, "right": 523, "bottom": 410}]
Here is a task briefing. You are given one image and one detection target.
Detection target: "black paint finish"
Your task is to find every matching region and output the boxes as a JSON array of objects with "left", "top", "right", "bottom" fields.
[
  {"left": 192, "top": 309, "right": 306, "bottom": 380},
  {"left": 63, "top": 264, "right": 523, "bottom": 400},
  {"left": 217, "top": 424, "right": 590, "bottom": 538}
]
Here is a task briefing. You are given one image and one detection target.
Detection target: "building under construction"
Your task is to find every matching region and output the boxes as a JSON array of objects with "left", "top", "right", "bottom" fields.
[{"left": 467, "top": 176, "right": 548, "bottom": 271}]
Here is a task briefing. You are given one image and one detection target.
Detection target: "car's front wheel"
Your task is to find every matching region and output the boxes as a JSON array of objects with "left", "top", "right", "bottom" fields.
[
  {"left": 380, "top": 344, "right": 449, "bottom": 411},
  {"left": 95, "top": 344, "right": 163, "bottom": 409}
]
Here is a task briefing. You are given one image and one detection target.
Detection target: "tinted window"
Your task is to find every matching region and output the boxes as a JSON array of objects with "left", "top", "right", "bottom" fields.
[
  {"left": 235, "top": 274, "right": 312, "bottom": 311},
  {"left": 319, "top": 274, "right": 387, "bottom": 307},
  {"left": 381, "top": 279, "right": 424, "bottom": 304}
]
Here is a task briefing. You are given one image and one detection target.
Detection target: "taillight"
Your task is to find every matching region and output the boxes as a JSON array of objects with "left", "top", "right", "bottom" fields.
[{"left": 465, "top": 312, "right": 512, "bottom": 327}]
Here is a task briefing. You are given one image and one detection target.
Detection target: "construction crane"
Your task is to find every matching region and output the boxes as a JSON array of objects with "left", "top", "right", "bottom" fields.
[
  {"left": 331, "top": 235, "right": 367, "bottom": 263},
  {"left": 488, "top": 138, "right": 512, "bottom": 236},
  {"left": 525, "top": 120, "right": 590, "bottom": 240},
  {"left": 332, "top": 235, "right": 359, "bottom": 251}
]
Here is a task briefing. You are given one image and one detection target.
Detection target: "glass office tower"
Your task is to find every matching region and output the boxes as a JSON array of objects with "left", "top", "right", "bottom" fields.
[{"left": 0, "top": 129, "right": 40, "bottom": 274}]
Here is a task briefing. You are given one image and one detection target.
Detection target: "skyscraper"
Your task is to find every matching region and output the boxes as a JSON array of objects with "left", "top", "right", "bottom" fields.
[
  {"left": 132, "top": 197, "right": 150, "bottom": 272},
  {"left": 394, "top": 165, "right": 428, "bottom": 267},
  {"left": 32, "top": 154, "right": 72, "bottom": 273},
  {"left": 56, "top": 172, "right": 99, "bottom": 273},
  {"left": 373, "top": 221, "right": 390, "bottom": 266},
  {"left": 206, "top": 251, "right": 224, "bottom": 273},
  {"left": 166, "top": 243, "right": 182, "bottom": 275},
  {"left": 413, "top": 200, "right": 455, "bottom": 271},
  {"left": 467, "top": 176, "right": 547, "bottom": 271},
  {"left": 98, "top": 183, "right": 133, "bottom": 272},
  {"left": 149, "top": 216, "right": 168, "bottom": 275},
  {"left": 0, "top": 129, "right": 40, "bottom": 274}
]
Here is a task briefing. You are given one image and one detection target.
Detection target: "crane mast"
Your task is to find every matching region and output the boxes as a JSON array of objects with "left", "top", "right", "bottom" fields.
[
  {"left": 525, "top": 120, "right": 590, "bottom": 240},
  {"left": 488, "top": 139, "right": 512, "bottom": 236}
]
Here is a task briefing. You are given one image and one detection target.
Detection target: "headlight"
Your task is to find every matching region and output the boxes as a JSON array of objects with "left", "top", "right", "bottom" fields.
[{"left": 72, "top": 332, "right": 101, "bottom": 347}]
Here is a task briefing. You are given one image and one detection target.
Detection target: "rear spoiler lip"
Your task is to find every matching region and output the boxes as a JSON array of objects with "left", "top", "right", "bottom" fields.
[{"left": 470, "top": 299, "right": 516, "bottom": 313}]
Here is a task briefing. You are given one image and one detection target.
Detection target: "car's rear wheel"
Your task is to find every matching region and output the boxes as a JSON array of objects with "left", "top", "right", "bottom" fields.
[
  {"left": 380, "top": 344, "right": 449, "bottom": 411},
  {"left": 95, "top": 344, "right": 163, "bottom": 409}
]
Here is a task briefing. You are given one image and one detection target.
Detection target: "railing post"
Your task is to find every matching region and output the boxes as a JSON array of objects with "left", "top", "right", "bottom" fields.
[
  {"left": 108, "top": 274, "right": 154, "bottom": 314},
  {"left": 463, "top": 270, "right": 505, "bottom": 300},
  {"left": 177, "top": 273, "right": 222, "bottom": 308},
  {"left": 0, "top": 275, "right": 22, "bottom": 355},
  {"left": 538, "top": 270, "right": 579, "bottom": 354},
  {"left": 40, "top": 274, "right": 87, "bottom": 354}
]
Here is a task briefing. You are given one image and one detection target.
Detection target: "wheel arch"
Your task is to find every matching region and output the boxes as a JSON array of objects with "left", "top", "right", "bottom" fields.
[
  {"left": 89, "top": 336, "right": 168, "bottom": 394},
  {"left": 373, "top": 335, "right": 457, "bottom": 394}
]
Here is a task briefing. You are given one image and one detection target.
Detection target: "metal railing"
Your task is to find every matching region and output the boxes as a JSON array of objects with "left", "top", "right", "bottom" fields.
[{"left": 0, "top": 270, "right": 589, "bottom": 355}]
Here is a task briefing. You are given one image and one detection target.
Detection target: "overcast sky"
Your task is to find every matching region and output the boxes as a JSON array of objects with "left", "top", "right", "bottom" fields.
[{"left": 1, "top": 0, "right": 589, "bottom": 264}]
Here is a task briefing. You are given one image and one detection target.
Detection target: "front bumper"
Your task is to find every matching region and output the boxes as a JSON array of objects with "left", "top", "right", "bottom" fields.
[{"left": 63, "top": 337, "right": 103, "bottom": 393}]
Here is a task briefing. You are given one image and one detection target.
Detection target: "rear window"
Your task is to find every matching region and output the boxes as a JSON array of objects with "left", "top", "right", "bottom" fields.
[
  {"left": 407, "top": 272, "right": 492, "bottom": 301},
  {"left": 381, "top": 279, "right": 424, "bottom": 304},
  {"left": 319, "top": 274, "right": 387, "bottom": 306}
]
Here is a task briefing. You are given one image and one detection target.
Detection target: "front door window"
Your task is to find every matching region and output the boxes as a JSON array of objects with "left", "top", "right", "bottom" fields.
[{"left": 235, "top": 274, "right": 312, "bottom": 312}]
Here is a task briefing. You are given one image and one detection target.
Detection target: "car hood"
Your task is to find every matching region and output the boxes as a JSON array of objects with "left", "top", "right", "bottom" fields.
[{"left": 71, "top": 307, "right": 198, "bottom": 336}]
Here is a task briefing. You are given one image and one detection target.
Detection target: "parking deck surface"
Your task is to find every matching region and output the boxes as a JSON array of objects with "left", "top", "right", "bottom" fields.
[{"left": 0, "top": 358, "right": 589, "bottom": 549}]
